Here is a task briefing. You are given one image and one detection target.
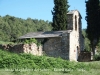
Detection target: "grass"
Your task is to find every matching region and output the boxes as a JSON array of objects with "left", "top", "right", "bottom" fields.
[
  {"left": 0, "top": 71, "right": 72, "bottom": 75},
  {"left": 0, "top": 49, "right": 100, "bottom": 75},
  {"left": 0, "top": 67, "right": 100, "bottom": 75},
  {"left": 0, "top": 41, "right": 14, "bottom": 45}
]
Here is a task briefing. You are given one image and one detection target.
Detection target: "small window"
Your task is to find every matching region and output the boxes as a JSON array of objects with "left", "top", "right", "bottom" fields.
[{"left": 75, "top": 15, "right": 77, "bottom": 31}]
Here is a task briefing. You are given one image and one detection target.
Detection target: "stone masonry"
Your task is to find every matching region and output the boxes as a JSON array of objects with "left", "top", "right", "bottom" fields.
[
  {"left": 0, "top": 43, "right": 42, "bottom": 56},
  {"left": 44, "top": 33, "right": 70, "bottom": 60}
]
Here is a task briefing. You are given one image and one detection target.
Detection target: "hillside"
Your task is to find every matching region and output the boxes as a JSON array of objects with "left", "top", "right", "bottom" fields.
[{"left": 0, "top": 15, "right": 52, "bottom": 41}]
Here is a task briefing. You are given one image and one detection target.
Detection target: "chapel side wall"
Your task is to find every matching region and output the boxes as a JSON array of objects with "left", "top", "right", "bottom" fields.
[
  {"left": 61, "top": 33, "right": 70, "bottom": 60},
  {"left": 43, "top": 37, "right": 62, "bottom": 57},
  {"left": 44, "top": 34, "right": 69, "bottom": 60}
]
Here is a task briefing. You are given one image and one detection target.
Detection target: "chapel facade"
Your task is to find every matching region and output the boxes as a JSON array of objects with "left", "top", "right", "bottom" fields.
[{"left": 18, "top": 10, "right": 84, "bottom": 61}]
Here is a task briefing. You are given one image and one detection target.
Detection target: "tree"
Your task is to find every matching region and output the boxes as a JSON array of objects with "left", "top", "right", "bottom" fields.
[
  {"left": 52, "top": 0, "right": 69, "bottom": 31},
  {"left": 0, "top": 15, "right": 52, "bottom": 42},
  {"left": 85, "top": 0, "right": 100, "bottom": 56},
  {"left": 82, "top": 29, "right": 91, "bottom": 51}
]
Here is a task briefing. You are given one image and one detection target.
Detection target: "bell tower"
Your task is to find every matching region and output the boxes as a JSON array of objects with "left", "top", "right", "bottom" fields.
[{"left": 67, "top": 10, "right": 82, "bottom": 32}]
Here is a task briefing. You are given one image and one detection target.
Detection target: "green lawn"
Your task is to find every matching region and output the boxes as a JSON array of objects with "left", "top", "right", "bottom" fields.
[
  {"left": 0, "top": 61, "right": 100, "bottom": 75},
  {"left": 0, "top": 69, "right": 100, "bottom": 75}
]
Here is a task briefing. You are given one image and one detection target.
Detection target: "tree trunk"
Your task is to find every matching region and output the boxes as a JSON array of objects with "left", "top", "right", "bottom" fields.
[{"left": 91, "top": 39, "right": 97, "bottom": 57}]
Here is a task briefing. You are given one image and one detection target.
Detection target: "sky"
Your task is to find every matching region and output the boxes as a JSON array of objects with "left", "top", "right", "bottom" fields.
[{"left": 0, "top": 0, "right": 87, "bottom": 29}]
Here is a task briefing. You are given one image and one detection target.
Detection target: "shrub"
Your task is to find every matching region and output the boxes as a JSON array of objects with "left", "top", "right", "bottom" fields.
[
  {"left": 94, "top": 53, "right": 100, "bottom": 61},
  {"left": 0, "top": 49, "right": 90, "bottom": 71},
  {"left": 23, "top": 38, "right": 41, "bottom": 46}
]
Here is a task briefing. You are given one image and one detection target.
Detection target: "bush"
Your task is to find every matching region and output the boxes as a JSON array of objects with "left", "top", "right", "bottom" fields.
[
  {"left": 0, "top": 49, "right": 90, "bottom": 71},
  {"left": 23, "top": 38, "right": 37, "bottom": 44},
  {"left": 94, "top": 53, "right": 100, "bottom": 61},
  {"left": 23, "top": 38, "right": 41, "bottom": 46}
]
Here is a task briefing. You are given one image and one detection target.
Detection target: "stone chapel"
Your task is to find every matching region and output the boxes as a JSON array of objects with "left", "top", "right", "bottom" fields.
[{"left": 19, "top": 10, "right": 84, "bottom": 61}]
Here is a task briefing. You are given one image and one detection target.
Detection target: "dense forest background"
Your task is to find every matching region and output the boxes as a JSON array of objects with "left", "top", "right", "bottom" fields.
[
  {"left": 0, "top": 15, "right": 52, "bottom": 41},
  {"left": 82, "top": 29, "right": 100, "bottom": 52}
]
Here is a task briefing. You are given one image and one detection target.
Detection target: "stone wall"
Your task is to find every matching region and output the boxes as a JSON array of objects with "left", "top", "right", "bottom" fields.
[
  {"left": 61, "top": 33, "right": 70, "bottom": 59},
  {"left": 44, "top": 37, "right": 62, "bottom": 57},
  {"left": 0, "top": 43, "right": 42, "bottom": 56},
  {"left": 44, "top": 33, "right": 69, "bottom": 60},
  {"left": 69, "top": 31, "right": 79, "bottom": 61},
  {"left": 78, "top": 51, "right": 91, "bottom": 62},
  {"left": 67, "top": 10, "right": 84, "bottom": 61}
]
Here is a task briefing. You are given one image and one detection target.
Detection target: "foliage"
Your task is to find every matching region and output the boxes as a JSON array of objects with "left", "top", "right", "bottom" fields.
[
  {"left": 94, "top": 53, "right": 100, "bottom": 61},
  {"left": 23, "top": 38, "right": 37, "bottom": 44},
  {"left": 0, "top": 41, "right": 14, "bottom": 45},
  {"left": 22, "top": 38, "right": 41, "bottom": 46},
  {"left": 1, "top": 50, "right": 100, "bottom": 75},
  {"left": 82, "top": 28, "right": 100, "bottom": 53},
  {"left": 85, "top": 0, "right": 100, "bottom": 55},
  {"left": 82, "top": 29, "right": 91, "bottom": 51},
  {"left": 0, "top": 49, "right": 89, "bottom": 71},
  {"left": 0, "top": 15, "right": 52, "bottom": 42},
  {"left": 97, "top": 40, "right": 100, "bottom": 52},
  {"left": 0, "top": 45, "right": 100, "bottom": 74},
  {"left": 52, "top": 0, "right": 69, "bottom": 30}
]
